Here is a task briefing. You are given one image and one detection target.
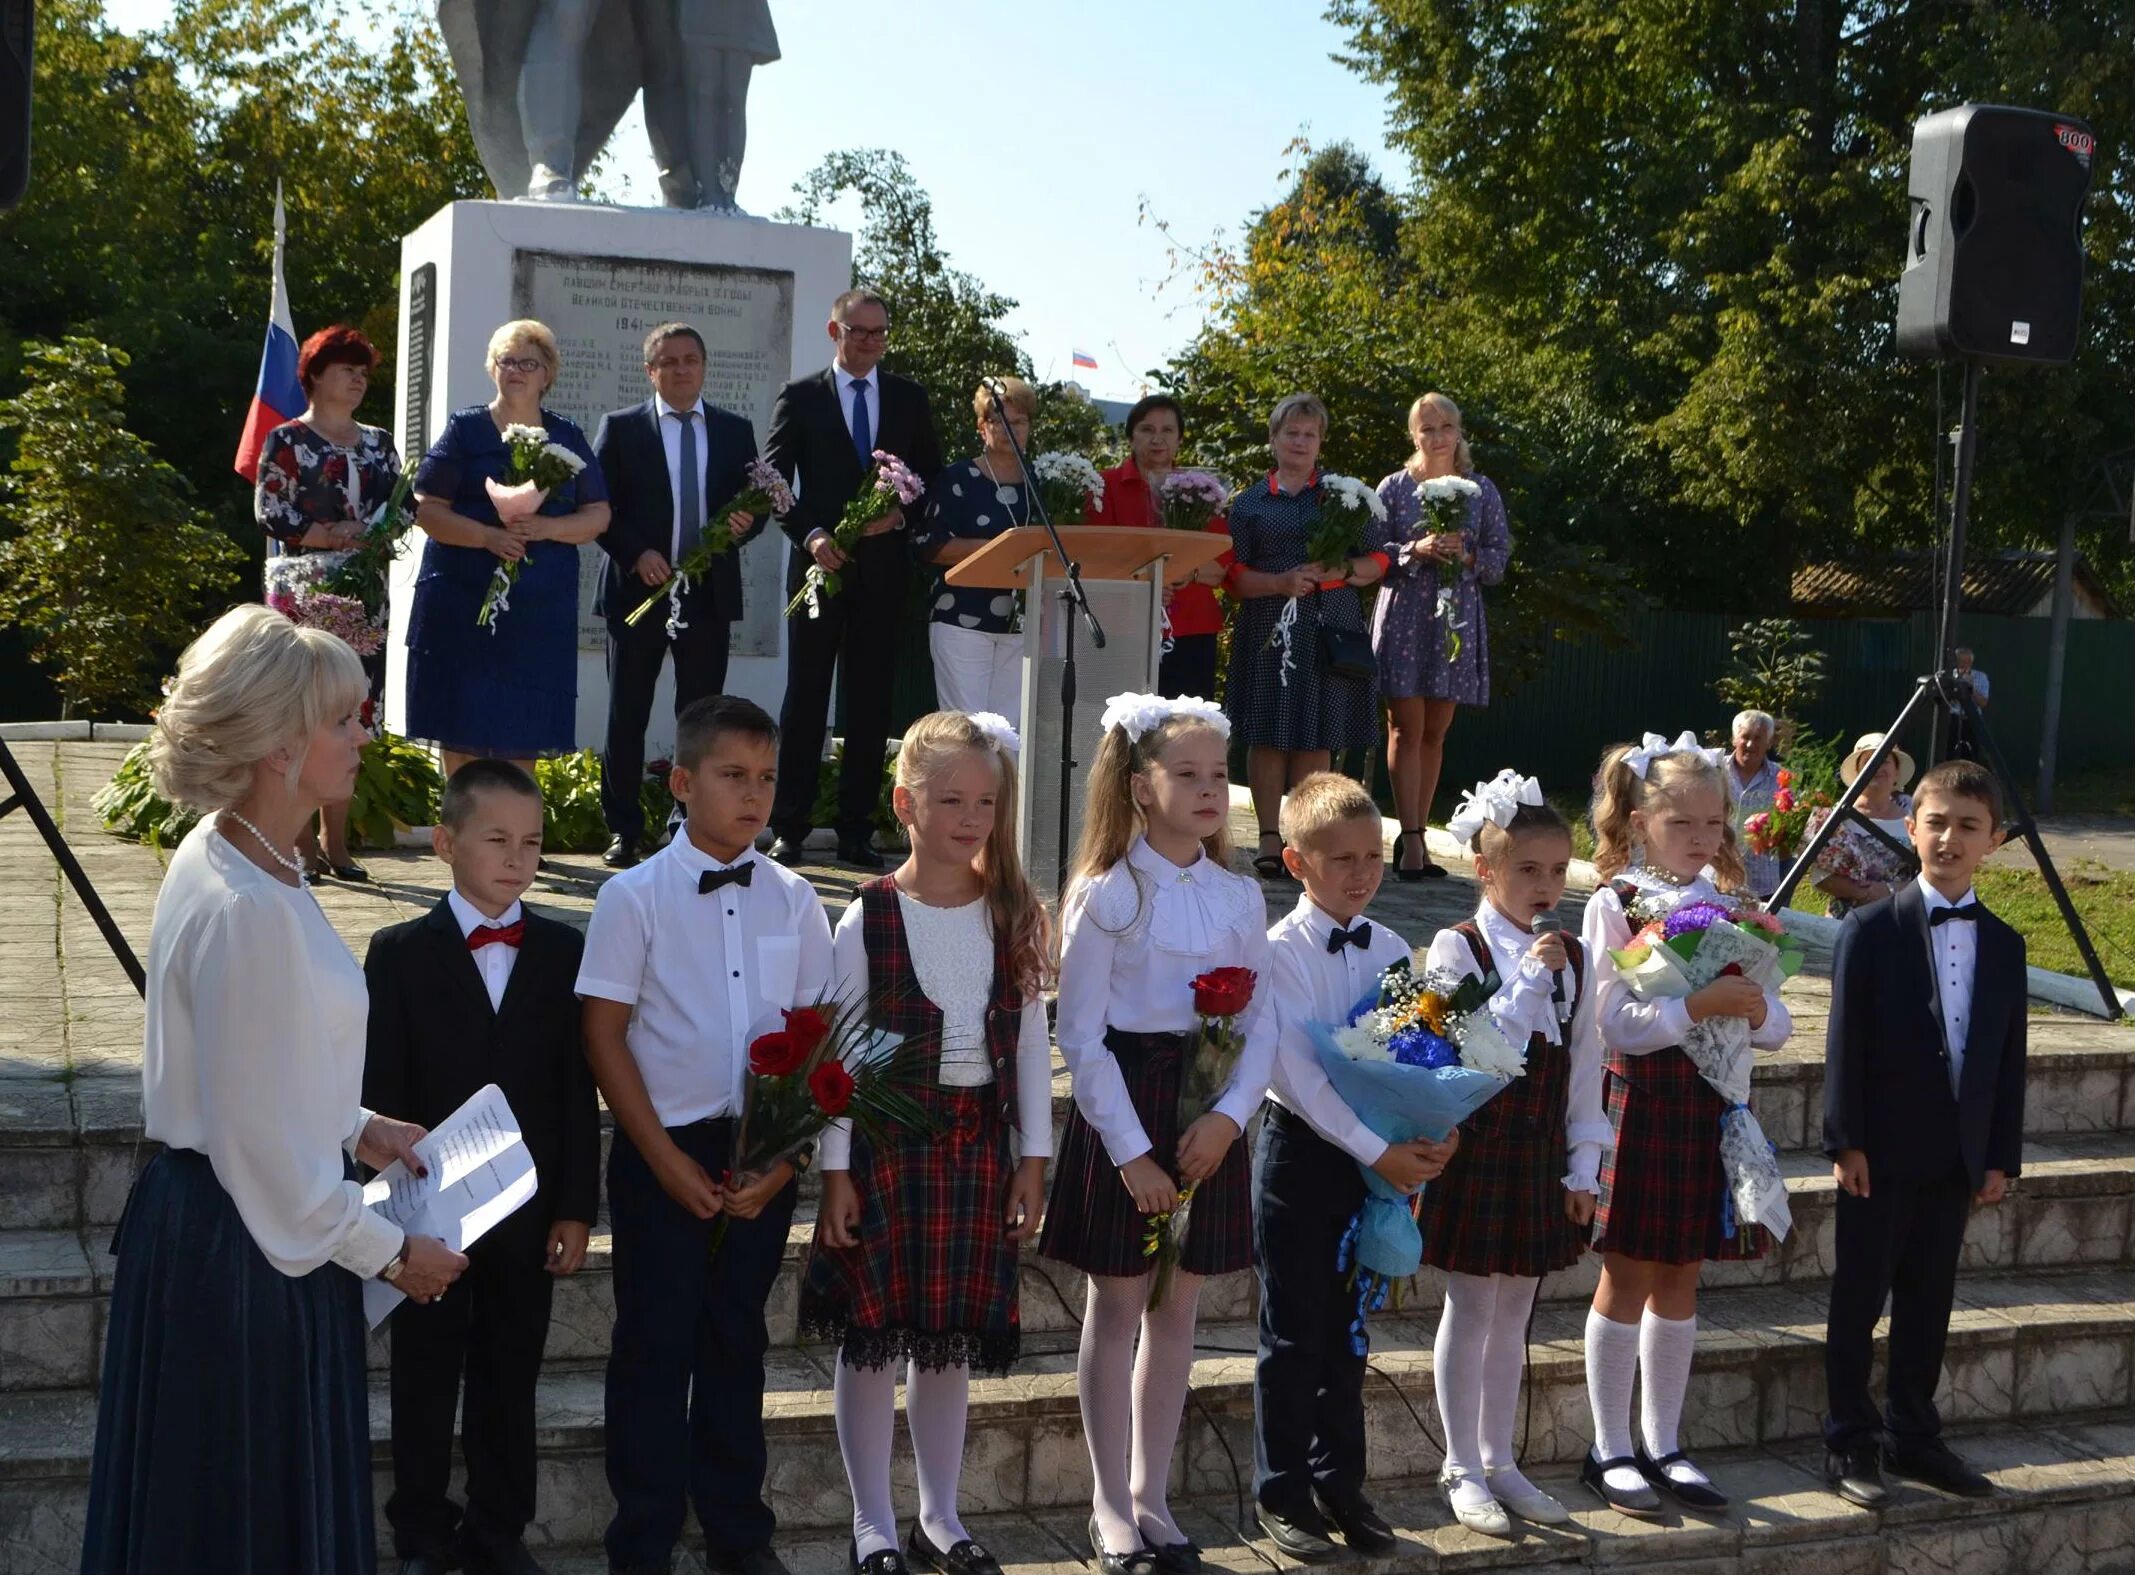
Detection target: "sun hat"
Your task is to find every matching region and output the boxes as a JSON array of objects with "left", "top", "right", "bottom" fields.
[{"left": 1840, "top": 732, "right": 1917, "bottom": 790}]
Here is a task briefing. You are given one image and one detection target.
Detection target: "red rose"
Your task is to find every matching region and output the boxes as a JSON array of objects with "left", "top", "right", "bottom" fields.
[
  {"left": 1191, "top": 966, "right": 1256, "bottom": 1018},
  {"left": 1776, "top": 769, "right": 1793, "bottom": 790},
  {"left": 808, "top": 1060, "right": 855, "bottom": 1116},
  {"left": 748, "top": 1030, "right": 805, "bottom": 1077},
  {"left": 359, "top": 698, "right": 376, "bottom": 729},
  {"left": 783, "top": 1006, "right": 833, "bottom": 1057}
]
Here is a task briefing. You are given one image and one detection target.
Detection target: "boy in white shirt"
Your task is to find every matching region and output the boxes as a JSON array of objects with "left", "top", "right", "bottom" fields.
[
  {"left": 579, "top": 695, "right": 833, "bottom": 1575},
  {"left": 1253, "top": 773, "right": 1457, "bottom": 1561}
]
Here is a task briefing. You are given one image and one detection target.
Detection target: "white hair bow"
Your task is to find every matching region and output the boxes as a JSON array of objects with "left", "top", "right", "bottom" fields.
[
  {"left": 965, "top": 711, "right": 1020, "bottom": 756},
  {"left": 1446, "top": 768, "right": 1546, "bottom": 843},
  {"left": 1624, "top": 730, "right": 1727, "bottom": 779},
  {"left": 1097, "top": 691, "right": 1232, "bottom": 744}
]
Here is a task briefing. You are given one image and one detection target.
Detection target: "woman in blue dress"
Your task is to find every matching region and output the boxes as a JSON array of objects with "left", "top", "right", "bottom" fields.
[{"left": 407, "top": 320, "right": 609, "bottom": 774}]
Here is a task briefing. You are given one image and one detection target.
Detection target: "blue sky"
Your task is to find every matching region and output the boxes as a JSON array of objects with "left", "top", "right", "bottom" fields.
[{"left": 102, "top": 0, "right": 1405, "bottom": 401}]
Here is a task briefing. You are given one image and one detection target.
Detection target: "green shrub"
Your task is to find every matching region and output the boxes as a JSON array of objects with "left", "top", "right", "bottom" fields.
[
  {"left": 92, "top": 742, "right": 199, "bottom": 846},
  {"left": 95, "top": 733, "right": 442, "bottom": 849},
  {"left": 809, "top": 738, "right": 903, "bottom": 843},
  {"left": 533, "top": 751, "right": 609, "bottom": 852}
]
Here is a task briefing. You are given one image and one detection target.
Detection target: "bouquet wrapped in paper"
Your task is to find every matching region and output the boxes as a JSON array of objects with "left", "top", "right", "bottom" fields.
[
  {"left": 1270, "top": 473, "right": 1385, "bottom": 686},
  {"left": 1306, "top": 957, "right": 1526, "bottom": 1352},
  {"left": 624, "top": 458, "right": 796, "bottom": 637},
  {"left": 1608, "top": 895, "right": 1805, "bottom": 1240},
  {"left": 786, "top": 449, "right": 925, "bottom": 619},
  {"left": 478, "top": 424, "right": 587, "bottom": 630},
  {"left": 1030, "top": 450, "right": 1105, "bottom": 524},
  {"left": 1144, "top": 966, "right": 1254, "bottom": 1309},
  {"left": 1157, "top": 469, "right": 1230, "bottom": 532}
]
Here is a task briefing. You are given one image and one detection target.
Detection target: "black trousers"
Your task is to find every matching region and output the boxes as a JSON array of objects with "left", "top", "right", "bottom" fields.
[
  {"left": 1158, "top": 632, "right": 1220, "bottom": 704},
  {"left": 1823, "top": 1160, "right": 1973, "bottom": 1449},
  {"left": 1253, "top": 1103, "right": 1371, "bottom": 1518},
  {"left": 386, "top": 1225, "right": 556, "bottom": 1563},
  {"left": 771, "top": 552, "right": 904, "bottom": 843},
  {"left": 603, "top": 1120, "right": 799, "bottom": 1568},
  {"left": 602, "top": 608, "right": 732, "bottom": 843}
]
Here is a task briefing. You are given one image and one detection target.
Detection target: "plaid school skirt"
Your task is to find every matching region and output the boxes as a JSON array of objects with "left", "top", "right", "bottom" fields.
[
  {"left": 1594, "top": 1047, "right": 1769, "bottom": 1265},
  {"left": 1417, "top": 1082, "right": 1588, "bottom": 1279},
  {"left": 798, "top": 1084, "right": 1021, "bottom": 1374},
  {"left": 1038, "top": 1027, "right": 1254, "bottom": 1280}
]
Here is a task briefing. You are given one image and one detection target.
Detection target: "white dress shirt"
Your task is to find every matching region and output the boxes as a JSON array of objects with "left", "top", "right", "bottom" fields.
[
  {"left": 1918, "top": 877, "right": 1981, "bottom": 1095},
  {"left": 1265, "top": 896, "right": 1406, "bottom": 1167},
  {"left": 448, "top": 889, "right": 523, "bottom": 1012},
  {"left": 576, "top": 835, "right": 834, "bottom": 1127},
  {"left": 1424, "top": 901, "right": 1613, "bottom": 1192},
  {"left": 140, "top": 820, "right": 402, "bottom": 1277},
  {"left": 1580, "top": 869, "right": 1793, "bottom": 1056},
  {"left": 656, "top": 395, "right": 711, "bottom": 561},
  {"left": 817, "top": 893, "right": 1055, "bottom": 1170},
  {"left": 1055, "top": 837, "right": 1278, "bottom": 1166}
]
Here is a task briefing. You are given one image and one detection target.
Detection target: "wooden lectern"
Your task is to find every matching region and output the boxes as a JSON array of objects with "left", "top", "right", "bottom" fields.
[{"left": 948, "top": 527, "right": 1231, "bottom": 900}]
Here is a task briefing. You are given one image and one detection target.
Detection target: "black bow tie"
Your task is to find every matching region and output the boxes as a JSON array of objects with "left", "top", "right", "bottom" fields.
[
  {"left": 699, "top": 863, "right": 754, "bottom": 895},
  {"left": 1327, "top": 921, "right": 1372, "bottom": 954},
  {"left": 1929, "top": 902, "right": 1981, "bottom": 927}
]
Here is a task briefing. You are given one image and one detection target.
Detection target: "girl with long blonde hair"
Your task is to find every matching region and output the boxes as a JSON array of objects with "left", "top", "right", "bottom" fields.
[
  {"left": 1038, "top": 693, "right": 1275, "bottom": 1574},
  {"left": 800, "top": 710, "right": 1055, "bottom": 1573}
]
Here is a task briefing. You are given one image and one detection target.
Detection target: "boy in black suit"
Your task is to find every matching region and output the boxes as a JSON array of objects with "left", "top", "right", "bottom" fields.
[
  {"left": 365, "top": 760, "right": 601, "bottom": 1575},
  {"left": 1822, "top": 758, "right": 2025, "bottom": 1508}
]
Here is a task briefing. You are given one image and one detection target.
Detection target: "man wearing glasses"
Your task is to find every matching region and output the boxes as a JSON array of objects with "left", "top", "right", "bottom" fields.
[{"left": 764, "top": 289, "right": 943, "bottom": 868}]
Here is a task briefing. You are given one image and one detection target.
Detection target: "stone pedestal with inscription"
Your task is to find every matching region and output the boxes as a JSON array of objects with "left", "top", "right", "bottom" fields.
[{"left": 384, "top": 200, "right": 853, "bottom": 755}]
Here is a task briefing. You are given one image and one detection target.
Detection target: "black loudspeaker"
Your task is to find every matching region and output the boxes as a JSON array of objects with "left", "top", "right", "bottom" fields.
[
  {"left": 1896, "top": 103, "right": 2094, "bottom": 366},
  {"left": 0, "top": 0, "right": 27, "bottom": 211}
]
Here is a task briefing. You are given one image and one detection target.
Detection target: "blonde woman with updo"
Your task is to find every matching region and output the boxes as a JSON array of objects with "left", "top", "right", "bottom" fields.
[{"left": 80, "top": 606, "right": 466, "bottom": 1575}]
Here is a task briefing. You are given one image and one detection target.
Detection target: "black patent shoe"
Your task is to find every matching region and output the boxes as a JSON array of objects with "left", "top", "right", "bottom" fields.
[
  {"left": 1580, "top": 1450, "right": 1664, "bottom": 1518},
  {"left": 1253, "top": 1505, "right": 1337, "bottom": 1563},
  {"left": 848, "top": 1543, "right": 908, "bottom": 1575},
  {"left": 1314, "top": 1490, "right": 1398, "bottom": 1554},
  {"left": 837, "top": 835, "right": 885, "bottom": 870},
  {"left": 766, "top": 835, "right": 808, "bottom": 866},
  {"left": 1087, "top": 1517, "right": 1158, "bottom": 1575},
  {"left": 905, "top": 1524, "right": 1003, "bottom": 1575},
  {"left": 1636, "top": 1444, "right": 1730, "bottom": 1511},
  {"left": 601, "top": 835, "right": 639, "bottom": 869},
  {"left": 1884, "top": 1438, "right": 1994, "bottom": 1498},
  {"left": 1825, "top": 1440, "right": 1890, "bottom": 1508},
  {"left": 1149, "top": 1536, "right": 1201, "bottom": 1575}
]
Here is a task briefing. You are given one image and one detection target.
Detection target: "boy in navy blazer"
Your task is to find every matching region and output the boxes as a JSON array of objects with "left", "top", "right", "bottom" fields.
[
  {"left": 1821, "top": 758, "right": 2025, "bottom": 1508},
  {"left": 592, "top": 322, "right": 768, "bottom": 869},
  {"left": 365, "top": 759, "right": 601, "bottom": 1575}
]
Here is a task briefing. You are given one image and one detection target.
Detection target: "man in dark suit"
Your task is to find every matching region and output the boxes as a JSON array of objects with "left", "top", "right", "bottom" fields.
[
  {"left": 763, "top": 287, "right": 942, "bottom": 869},
  {"left": 593, "top": 322, "right": 768, "bottom": 868},
  {"left": 364, "top": 760, "right": 603, "bottom": 1575},
  {"left": 1822, "top": 758, "right": 2025, "bottom": 1510}
]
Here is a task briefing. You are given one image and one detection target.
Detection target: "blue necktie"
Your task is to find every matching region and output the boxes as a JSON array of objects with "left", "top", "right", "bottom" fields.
[
  {"left": 669, "top": 410, "right": 701, "bottom": 559},
  {"left": 849, "top": 377, "right": 872, "bottom": 465}
]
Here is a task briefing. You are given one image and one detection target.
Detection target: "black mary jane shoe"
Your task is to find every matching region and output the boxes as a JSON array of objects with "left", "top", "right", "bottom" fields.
[
  {"left": 849, "top": 1542, "right": 909, "bottom": 1575},
  {"left": 905, "top": 1524, "right": 1003, "bottom": 1575},
  {"left": 1579, "top": 1450, "right": 1664, "bottom": 1518},
  {"left": 1149, "top": 1538, "right": 1202, "bottom": 1575},
  {"left": 1635, "top": 1443, "right": 1730, "bottom": 1511},
  {"left": 1087, "top": 1517, "right": 1159, "bottom": 1575}
]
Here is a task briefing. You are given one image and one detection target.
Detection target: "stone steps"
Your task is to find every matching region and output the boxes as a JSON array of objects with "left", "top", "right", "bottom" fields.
[{"left": 4, "top": 1268, "right": 2133, "bottom": 1561}]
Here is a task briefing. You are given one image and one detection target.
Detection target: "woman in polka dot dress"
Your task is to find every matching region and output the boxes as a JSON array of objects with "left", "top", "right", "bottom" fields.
[{"left": 913, "top": 376, "right": 1043, "bottom": 727}]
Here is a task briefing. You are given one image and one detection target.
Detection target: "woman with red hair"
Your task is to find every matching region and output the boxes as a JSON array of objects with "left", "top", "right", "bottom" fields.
[{"left": 253, "top": 324, "right": 401, "bottom": 881}]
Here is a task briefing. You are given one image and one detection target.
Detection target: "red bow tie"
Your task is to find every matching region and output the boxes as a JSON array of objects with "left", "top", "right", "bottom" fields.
[{"left": 467, "top": 919, "right": 525, "bottom": 951}]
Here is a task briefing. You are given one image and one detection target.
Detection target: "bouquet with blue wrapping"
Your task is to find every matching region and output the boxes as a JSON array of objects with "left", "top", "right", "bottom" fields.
[{"left": 1306, "top": 957, "right": 1527, "bottom": 1352}]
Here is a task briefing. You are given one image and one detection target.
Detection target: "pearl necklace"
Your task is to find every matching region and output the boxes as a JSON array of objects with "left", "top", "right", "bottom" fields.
[{"left": 222, "top": 810, "right": 306, "bottom": 883}]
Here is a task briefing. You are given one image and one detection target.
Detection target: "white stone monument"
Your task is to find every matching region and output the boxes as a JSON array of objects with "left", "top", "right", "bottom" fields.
[{"left": 385, "top": 200, "right": 852, "bottom": 756}]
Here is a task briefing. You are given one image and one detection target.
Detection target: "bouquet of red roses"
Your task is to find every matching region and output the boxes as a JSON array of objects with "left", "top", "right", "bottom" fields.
[
  {"left": 711, "top": 994, "right": 938, "bottom": 1254},
  {"left": 1145, "top": 965, "right": 1256, "bottom": 1308}
]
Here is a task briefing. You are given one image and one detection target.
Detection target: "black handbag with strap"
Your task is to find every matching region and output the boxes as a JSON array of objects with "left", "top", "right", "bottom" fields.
[{"left": 1314, "top": 590, "right": 1377, "bottom": 682}]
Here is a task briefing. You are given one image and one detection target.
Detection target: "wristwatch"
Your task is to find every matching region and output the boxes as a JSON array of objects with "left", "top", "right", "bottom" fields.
[
  {"left": 379, "top": 1250, "right": 407, "bottom": 1284},
  {"left": 792, "top": 1144, "right": 815, "bottom": 1176}
]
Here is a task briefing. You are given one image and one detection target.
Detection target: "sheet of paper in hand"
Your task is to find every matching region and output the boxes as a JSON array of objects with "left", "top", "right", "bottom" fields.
[{"left": 360, "top": 1083, "right": 539, "bottom": 1328}]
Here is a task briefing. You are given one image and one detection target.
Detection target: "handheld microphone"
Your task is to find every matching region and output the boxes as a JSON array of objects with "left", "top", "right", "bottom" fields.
[{"left": 1531, "top": 913, "right": 1572, "bottom": 1024}]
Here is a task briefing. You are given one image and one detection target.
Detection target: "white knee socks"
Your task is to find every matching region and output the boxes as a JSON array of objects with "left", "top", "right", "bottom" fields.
[
  {"left": 1129, "top": 1271, "right": 1203, "bottom": 1548},
  {"left": 1584, "top": 1307, "right": 1646, "bottom": 1492},
  {"left": 906, "top": 1362, "right": 973, "bottom": 1550},
  {"left": 1081, "top": 1274, "right": 1151, "bottom": 1553},
  {"left": 834, "top": 1359, "right": 901, "bottom": 1558},
  {"left": 1638, "top": 1310, "right": 1709, "bottom": 1486},
  {"left": 1478, "top": 1275, "right": 1541, "bottom": 1498}
]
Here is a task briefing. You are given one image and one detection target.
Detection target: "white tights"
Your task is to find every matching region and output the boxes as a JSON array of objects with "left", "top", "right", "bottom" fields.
[
  {"left": 834, "top": 1358, "right": 975, "bottom": 1559},
  {"left": 1079, "top": 1269, "right": 1204, "bottom": 1554},
  {"left": 1433, "top": 1272, "right": 1542, "bottom": 1507}
]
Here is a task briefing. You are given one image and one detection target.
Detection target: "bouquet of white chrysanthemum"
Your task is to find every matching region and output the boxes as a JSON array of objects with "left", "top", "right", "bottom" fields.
[
  {"left": 625, "top": 457, "right": 796, "bottom": 637},
  {"left": 1030, "top": 450, "right": 1105, "bottom": 524},
  {"left": 478, "top": 425, "right": 587, "bottom": 631},
  {"left": 1414, "top": 474, "right": 1481, "bottom": 660},
  {"left": 1270, "top": 472, "right": 1385, "bottom": 686}
]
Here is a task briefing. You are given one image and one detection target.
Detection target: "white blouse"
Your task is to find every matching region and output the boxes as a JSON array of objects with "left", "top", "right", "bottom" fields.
[
  {"left": 1265, "top": 895, "right": 1406, "bottom": 1167},
  {"left": 140, "top": 820, "right": 402, "bottom": 1278},
  {"left": 1423, "top": 900, "right": 1613, "bottom": 1193},
  {"left": 818, "top": 891, "right": 1054, "bottom": 1171},
  {"left": 1579, "top": 869, "right": 1793, "bottom": 1057},
  {"left": 1055, "top": 837, "right": 1278, "bottom": 1167}
]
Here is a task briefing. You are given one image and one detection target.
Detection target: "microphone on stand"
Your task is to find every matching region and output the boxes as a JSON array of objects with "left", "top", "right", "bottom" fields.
[{"left": 1531, "top": 913, "right": 1572, "bottom": 1025}]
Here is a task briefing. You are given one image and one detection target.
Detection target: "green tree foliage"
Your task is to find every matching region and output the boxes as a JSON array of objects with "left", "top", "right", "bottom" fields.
[
  {"left": 0, "top": 339, "right": 244, "bottom": 715},
  {"left": 1715, "top": 617, "right": 1829, "bottom": 739},
  {"left": 781, "top": 149, "right": 1114, "bottom": 464}
]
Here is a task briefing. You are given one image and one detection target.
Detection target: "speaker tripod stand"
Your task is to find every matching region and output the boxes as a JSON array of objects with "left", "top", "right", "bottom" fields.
[{"left": 1768, "top": 361, "right": 2122, "bottom": 1019}]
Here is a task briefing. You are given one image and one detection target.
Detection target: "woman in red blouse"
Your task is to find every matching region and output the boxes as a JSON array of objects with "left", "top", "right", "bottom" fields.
[{"left": 1090, "top": 395, "right": 1231, "bottom": 700}]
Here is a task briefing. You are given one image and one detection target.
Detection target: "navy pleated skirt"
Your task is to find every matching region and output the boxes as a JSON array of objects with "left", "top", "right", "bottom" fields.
[{"left": 80, "top": 1148, "right": 375, "bottom": 1575}]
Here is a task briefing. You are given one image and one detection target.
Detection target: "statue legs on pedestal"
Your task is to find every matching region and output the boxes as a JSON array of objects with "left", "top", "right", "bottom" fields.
[{"left": 519, "top": 0, "right": 603, "bottom": 198}]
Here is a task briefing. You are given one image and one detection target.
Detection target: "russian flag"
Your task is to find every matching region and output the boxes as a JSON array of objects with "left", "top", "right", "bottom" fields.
[
  {"left": 1071, "top": 348, "right": 1098, "bottom": 370},
  {"left": 234, "top": 184, "right": 304, "bottom": 484}
]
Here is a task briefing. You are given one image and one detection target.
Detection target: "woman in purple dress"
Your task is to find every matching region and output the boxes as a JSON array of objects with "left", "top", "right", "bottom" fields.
[{"left": 1371, "top": 393, "right": 1511, "bottom": 880}]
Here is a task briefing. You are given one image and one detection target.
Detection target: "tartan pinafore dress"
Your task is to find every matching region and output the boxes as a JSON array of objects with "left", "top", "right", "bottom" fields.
[
  {"left": 797, "top": 879, "right": 1026, "bottom": 1374},
  {"left": 1417, "top": 923, "right": 1591, "bottom": 1278},
  {"left": 1592, "top": 880, "right": 1770, "bottom": 1265}
]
